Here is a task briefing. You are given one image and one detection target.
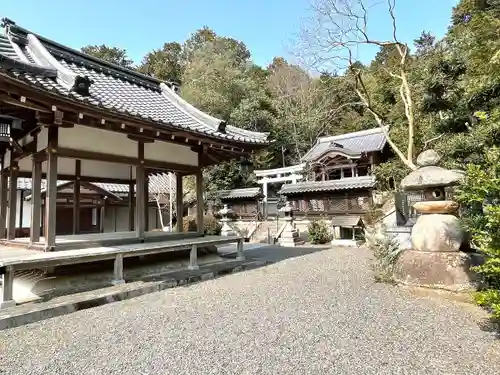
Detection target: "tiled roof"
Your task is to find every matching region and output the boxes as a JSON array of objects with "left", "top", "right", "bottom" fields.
[
  {"left": 278, "top": 176, "right": 375, "bottom": 195},
  {"left": 330, "top": 215, "right": 362, "bottom": 227},
  {"left": 0, "top": 19, "right": 268, "bottom": 145},
  {"left": 302, "top": 127, "right": 387, "bottom": 162},
  {"left": 214, "top": 187, "right": 263, "bottom": 200},
  {"left": 15, "top": 172, "right": 176, "bottom": 196}
]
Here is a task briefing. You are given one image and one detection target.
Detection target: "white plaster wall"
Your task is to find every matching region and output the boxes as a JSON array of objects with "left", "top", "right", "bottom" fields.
[
  {"left": 144, "top": 141, "right": 198, "bottom": 166},
  {"left": 81, "top": 160, "right": 132, "bottom": 180},
  {"left": 16, "top": 190, "right": 34, "bottom": 228},
  {"left": 36, "top": 127, "right": 48, "bottom": 152},
  {"left": 59, "top": 126, "right": 138, "bottom": 158},
  {"left": 3, "top": 150, "right": 10, "bottom": 168}
]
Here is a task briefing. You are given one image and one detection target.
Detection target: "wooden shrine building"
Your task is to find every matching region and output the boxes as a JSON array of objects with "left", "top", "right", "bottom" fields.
[
  {"left": 277, "top": 127, "right": 390, "bottom": 241},
  {"left": 0, "top": 18, "right": 269, "bottom": 251}
]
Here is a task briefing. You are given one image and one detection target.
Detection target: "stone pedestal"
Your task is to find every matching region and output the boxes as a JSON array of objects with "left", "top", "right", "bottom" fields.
[
  {"left": 278, "top": 202, "right": 304, "bottom": 247},
  {"left": 279, "top": 218, "right": 304, "bottom": 247},
  {"left": 218, "top": 205, "right": 236, "bottom": 237},
  {"left": 394, "top": 251, "right": 484, "bottom": 292}
]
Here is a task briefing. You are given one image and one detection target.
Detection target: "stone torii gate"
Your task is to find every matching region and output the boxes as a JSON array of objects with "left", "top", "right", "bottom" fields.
[{"left": 254, "top": 164, "right": 306, "bottom": 203}]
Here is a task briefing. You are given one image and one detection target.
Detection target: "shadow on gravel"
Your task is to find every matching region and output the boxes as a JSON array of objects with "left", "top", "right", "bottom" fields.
[{"left": 221, "top": 245, "right": 332, "bottom": 264}]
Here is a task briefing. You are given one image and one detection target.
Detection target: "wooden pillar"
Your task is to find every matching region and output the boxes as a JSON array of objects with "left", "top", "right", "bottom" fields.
[
  {"left": 7, "top": 161, "right": 18, "bottom": 240},
  {"left": 72, "top": 159, "right": 81, "bottom": 234},
  {"left": 0, "top": 169, "right": 8, "bottom": 239},
  {"left": 144, "top": 170, "right": 149, "bottom": 231},
  {"left": 175, "top": 172, "right": 183, "bottom": 232},
  {"left": 0, "top": 266, "right": 15, "bottom": 309},
  {"left": 135, "top": 142, "right": 145, "bottom": 240},
  {"left": 44, "top": 126, "right": 58, "bottom": 251},
  {"left": 196, "top": 156, "right": 204, "bottom": 235},
  {"left": 30, "top": 157, "right": 42, "bottom": 243},
  {"left": 18, "top": 190, "right": 24, "bottom": 233},
  {"left": 100, "top": 200, "right": 105, "bottom": 233},
  {"left": 128, "top": 180, "right": 134, "bottom": 231}
]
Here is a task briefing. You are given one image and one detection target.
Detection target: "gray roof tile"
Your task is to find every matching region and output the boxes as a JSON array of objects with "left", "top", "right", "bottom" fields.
[
  {"left": 214, "top": 187, "right": 263, "bottom": 200},
  {"left": 0, "top": 20, "right": 269, "bottom": 145},
  {"left": 15, "top": 172, "right": 175, "bottom": 196},
  {"left": 331, "top": 215, "right": 362, "bottom": 227},
  {"left": 302, "top": 127, "right": 387, "bottom": 162},
  {"left": 278, "top": 176, "right": 375, "bottom": 195}
]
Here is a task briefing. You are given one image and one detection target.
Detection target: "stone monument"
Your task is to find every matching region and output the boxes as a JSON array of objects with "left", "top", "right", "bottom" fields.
[
  {"left": 218, "top": 204, "right": 236, "bottom": 237},
  {"left": 393, "top": 150, "right": 483, "bottom": 292},
  {"left": 278, "top": 201, "right": 304, "bottom": 247}
]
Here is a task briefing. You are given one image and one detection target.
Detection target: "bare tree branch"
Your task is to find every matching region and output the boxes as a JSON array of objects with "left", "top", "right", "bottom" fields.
[{"left": 298, "top": 0, "right": 418, "bottom": 171}]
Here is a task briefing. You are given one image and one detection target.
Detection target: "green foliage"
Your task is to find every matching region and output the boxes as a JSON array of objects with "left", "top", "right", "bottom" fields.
[
  {"left": 181, "top": 214, "right": 222, "bottom": 235},
  {"left": 80, "top": 45, "right": 134, "bottom": 68},
  {"left": 307, "top": 220, "right": 332, "bottom": 244},
  {"left": 365, "top": 224, "right": 402, "bottom": 284},
  {"left": 455, "top": 147, "right": 500, "bottom": 318}
]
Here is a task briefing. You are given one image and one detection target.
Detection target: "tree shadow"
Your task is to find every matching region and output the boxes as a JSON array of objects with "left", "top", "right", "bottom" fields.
[{"left": 221, "top": 244, "right": 332, "bottom": 264}]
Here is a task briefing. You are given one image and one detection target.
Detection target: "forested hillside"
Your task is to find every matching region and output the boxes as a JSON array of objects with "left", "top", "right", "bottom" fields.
[{"left": 81, "top": 0, "right": 500, "bottom": 194}]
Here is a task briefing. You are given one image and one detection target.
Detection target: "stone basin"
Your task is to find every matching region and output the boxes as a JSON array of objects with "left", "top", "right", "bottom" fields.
[{"left": 413, "top": 200, "right": 459, "bottom": 214}]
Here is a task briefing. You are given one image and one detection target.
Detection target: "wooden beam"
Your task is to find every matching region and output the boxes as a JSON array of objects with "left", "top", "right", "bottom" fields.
[
  {"left": 73, "top": 159, "right": 81, "bottom": 235},
  {"left": 17, "top": 171, "right": 133, "bottom": 184},
  {"left": 0, "top": 93, "right": 51, "bottom": 113},
  {"left": 44, "top": 126, "right": 58, "bottom": 251},
  {"left": 30, "top": 157, "right": 42, "bottom": 243},
  {"left": 175, "top": 172, "right": 183, "bottom": 232},
  {"left": 55, "top": 147, "right": 197, "bottom": 174},
  {"left": 6, "top": 162, "right": 18, "bottom": 240}
]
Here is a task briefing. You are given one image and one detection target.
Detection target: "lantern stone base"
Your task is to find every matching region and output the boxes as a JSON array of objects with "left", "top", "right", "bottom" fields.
[
  {"left": 393, "top": 250, "right": 484, "bottom": 292},
  {"left": 279, "top": 228, "right": 304, "bottom": 247}
]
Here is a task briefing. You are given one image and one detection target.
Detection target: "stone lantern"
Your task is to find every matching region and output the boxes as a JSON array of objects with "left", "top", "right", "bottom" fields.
[
  {"left": 393, "top": 150, "right": 483, "bottom": 291},
  {"left": 218, "top": 204, "right": 235, "bottom": 237},
  {"left": 278, "top": 201, "right": 304, "bottom": 247}
]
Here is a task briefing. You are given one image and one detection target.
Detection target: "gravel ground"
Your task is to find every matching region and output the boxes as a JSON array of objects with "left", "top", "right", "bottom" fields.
[{"left": 1, "top": 246, "right": 499, "bottom": 375}]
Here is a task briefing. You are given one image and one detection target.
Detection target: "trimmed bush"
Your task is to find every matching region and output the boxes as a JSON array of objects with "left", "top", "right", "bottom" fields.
[
  {"left": 308, "top": 220, "right": 333, "bottom": 244},
  {"left": 178, "top": 214, "right": 222, "bottom": 235}
]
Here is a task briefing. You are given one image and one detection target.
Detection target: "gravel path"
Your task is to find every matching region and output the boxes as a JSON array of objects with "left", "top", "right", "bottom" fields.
[{"left": 1, "top": 246, "right": 499, "bottom": 374}]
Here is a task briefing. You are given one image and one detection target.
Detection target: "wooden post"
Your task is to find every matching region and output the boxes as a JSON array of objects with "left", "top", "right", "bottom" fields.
[
  {"left": 73, "top": 159, "right": 81, "bottom": 234},
  {"left": 30, "top": 157, "right": 42, "bottom": 244},
  {"left": 100, "top": 200, "right": 105, "bottom": 233},
  {"left": 144, "top": 171, "right": 149, "bottom": 231},
  {"left": 7, "top": 161, "right": 18, "bottom": 240},
  {"left": 0, "top": 170, "right": 7, "bottom": 239},
  {"left": 0, "top": 266, "right": 15, "bottom": 309},
  {"left": 128, "top": 179, "right": 134, "bottom": 231},
  {"left": 112, "top": 254, "right": 125, "bottom": 285},
  {"left": 175, "top": 172, "right": 183, "bottom": 232},
  {"left": 196, "top": 151, "right": 204, "bottom": 235},
  {"left": 189, "top": 244, "right": 199, "bottom": 270},
  {"left": 135, "top": 142, "right": 145, "bottom": 240},
  {"left": 44, "top": 126, "right": 59, "bottom": 251},
  {"left": 236, "top": 238, "right": 245, "bottom": 261}
]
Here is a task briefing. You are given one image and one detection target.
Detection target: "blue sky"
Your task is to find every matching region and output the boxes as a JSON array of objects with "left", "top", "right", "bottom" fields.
[{"left": 2, "top": 0, "right": 458, "bottom": 68}]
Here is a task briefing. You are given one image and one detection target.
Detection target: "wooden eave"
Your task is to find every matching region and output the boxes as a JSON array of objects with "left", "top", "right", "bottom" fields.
[{"left": 0, "top": 73, "right": 267, "bottom": 165}]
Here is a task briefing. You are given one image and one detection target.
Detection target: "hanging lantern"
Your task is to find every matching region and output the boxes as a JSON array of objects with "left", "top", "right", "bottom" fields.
[
  {"left": 0, "top": 115, "right": 23, "bottom": 142},
  {"left": 238, "top": 156, "right": 252, "bottom": 173}
]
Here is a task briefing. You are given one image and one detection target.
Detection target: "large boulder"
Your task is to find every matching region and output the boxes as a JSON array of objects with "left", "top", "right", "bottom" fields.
[
  {"left": 394, "top": 250, "right": 484, "bottom": 292},
  {"left": 411, "top": 214, "right": 464, "bottom": 252}
]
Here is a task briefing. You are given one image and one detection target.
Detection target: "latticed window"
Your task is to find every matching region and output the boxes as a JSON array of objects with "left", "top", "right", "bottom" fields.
[
  {"left": 325, "top": 197, "right": 348, "bottom": 212},
  {"left": 310, "top": 199, "right": 325, "bottom": 211}
]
